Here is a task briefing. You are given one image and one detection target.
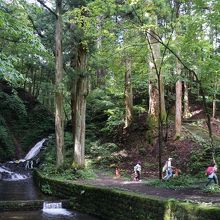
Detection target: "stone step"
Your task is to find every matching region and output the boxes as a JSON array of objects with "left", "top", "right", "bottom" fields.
[{"left": 0, "top": 199, "right": 70, "bottom": 211}]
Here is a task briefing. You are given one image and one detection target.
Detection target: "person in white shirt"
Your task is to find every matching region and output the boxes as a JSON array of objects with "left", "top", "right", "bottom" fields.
[
  {"left": 134, "top": 161, "right": 141, "bottom": 181},
  {"left": 163, "top": 158, "right": 173, "bottom": 180}
]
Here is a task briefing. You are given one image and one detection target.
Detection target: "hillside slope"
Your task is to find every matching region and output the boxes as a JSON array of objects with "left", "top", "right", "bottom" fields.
[
  {"left": 0, "top": 80, "right": 54, "bottom": 162},
  {"left": 94, "top": 112, "right": 220, "bottom": 178}
]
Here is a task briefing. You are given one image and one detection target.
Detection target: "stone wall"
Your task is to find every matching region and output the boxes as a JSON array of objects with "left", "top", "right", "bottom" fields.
[
  {"left": 0, "top": 200, "right": 70, "bottom": 211},
  {"left": 34, "top": 171, "right": 220, "bottom": 220}
]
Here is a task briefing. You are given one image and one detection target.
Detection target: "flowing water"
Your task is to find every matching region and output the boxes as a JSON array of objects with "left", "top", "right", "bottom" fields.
[
  {"left": 1, "top": 210, "right": 99, "bottom": 220},
  {"left": 0, "top": 166, "right": 27, "bottom": 181},
  {"left": 0, "top": 139, "right": 100, "bottom": 220},
  {"left": 0, "top": 177, "right": 45, "bottom": 201},
  {"left": 24, "top": 138, "right": 47, "bottom": 160},
  {"left": 0, "top": 178, "right": 99, "bottom": 219},
  {"left": 0, "top": 138, "right": 47, "bottom": 181}
]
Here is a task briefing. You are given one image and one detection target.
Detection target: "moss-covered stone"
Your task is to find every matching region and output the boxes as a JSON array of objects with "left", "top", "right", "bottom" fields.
[
  {"left": 0, "top": 200, "right": 44, "bottom": 211},
  {"left": 33, "top": 170, "right": 220, "bottom": 220}
]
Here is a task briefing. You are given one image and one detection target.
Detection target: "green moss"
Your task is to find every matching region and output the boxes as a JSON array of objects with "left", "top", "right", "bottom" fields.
[
  {"left": 0, "top": 200, "right": 44, "bottom": 211},
  {"left": 146, "top": 116, "right": 157, "bottom": 145},
  {"left": 34, "top": 170, "right": 220, "bottom": 220}
]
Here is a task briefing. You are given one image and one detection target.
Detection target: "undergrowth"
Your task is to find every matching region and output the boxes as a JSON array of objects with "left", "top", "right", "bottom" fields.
[
  {"left": 146, "top": 175, "right": 204, "bottom": 190},
  {"left": 39, "top": 133, "right": 96, "bottom": 181},
  {"left": 203, "top": 184, "right": 220, "bottom": 193}
]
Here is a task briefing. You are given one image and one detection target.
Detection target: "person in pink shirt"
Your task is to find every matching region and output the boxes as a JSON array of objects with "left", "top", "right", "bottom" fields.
[{"left": 206, "top": 161, "right": 218, "bottom": 186}]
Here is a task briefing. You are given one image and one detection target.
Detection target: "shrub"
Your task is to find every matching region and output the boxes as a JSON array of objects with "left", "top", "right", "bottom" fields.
[
  {"left": 147, "top": 175, "right": 202, "bottom": 190},
  {"left": 203, "top": 184, "right": 220, "bottom": 193}
]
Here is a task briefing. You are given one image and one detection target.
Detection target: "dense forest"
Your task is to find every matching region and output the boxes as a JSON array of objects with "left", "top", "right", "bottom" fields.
[{"left": 1, "top": 0, "right": 220, "bottom": 181}]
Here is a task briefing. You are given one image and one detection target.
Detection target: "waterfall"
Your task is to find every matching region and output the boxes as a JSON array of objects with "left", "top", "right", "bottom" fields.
[
  {"left": 0, "top": 138, "right": 46, "bottom": 181},
  {"left": 24, "top": 138, "right": 47, "bottom": 160},
  {"left": 43, "top": 202, "right": 72, "bottom": 216},
  {"left": 43, "top": 202, "right": 62, "bottom": 209},
  {"left": 0, "top": 166, "right": 27, "bottom": 181}
]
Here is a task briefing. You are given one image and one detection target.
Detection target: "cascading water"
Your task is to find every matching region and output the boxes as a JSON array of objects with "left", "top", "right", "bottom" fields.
[
  {"left": 0, "top": 138, "right": 99, "bottom": 220},
  {"left": 24, "top": 138, "right": 47, "bottom": 160},
  {"left": 43, "top": 202, "right": 62, "bottom": 209},
  {"left": 0, "top": 166, "right": 27, "bottom": 180},
  {"left": 43, "top": 201, "right": 72, "bottom": 216},
  {"left": 0, "top": 138, "right": 46, "bottom": 181}
]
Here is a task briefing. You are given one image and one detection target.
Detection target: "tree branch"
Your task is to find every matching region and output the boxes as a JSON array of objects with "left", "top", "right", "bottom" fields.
[
  {"left": 36, "top": 0, "right": 57, "bottom": 18},
  {"left": 131, "top": 4, "right": 215, "bottom": 157},
  {"left": 27, "top": 15, "right": 45, "bottom": 38}
]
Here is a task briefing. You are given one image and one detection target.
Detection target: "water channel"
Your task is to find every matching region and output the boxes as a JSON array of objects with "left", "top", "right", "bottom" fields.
[
  {"left": 1, "top": 210, "right": 98, "bottom": 220},
  {"left": 0, "top": 139, "right": 99, "bottom": 220}
]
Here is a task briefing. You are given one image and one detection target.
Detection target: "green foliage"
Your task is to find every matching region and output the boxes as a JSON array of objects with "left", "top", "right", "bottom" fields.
[
  {"left": 0, "top": 90, "right": 27, "bottom": 118},
  {"left": 187, "top": 130, "right": 213, "bottom": 174},
  {"left": 41, "top": 183, "right": 52, "bottom": 195},
  {"left": 1, "top": 0, "right": 220, "bottom": 184},
  {"left": 133, "top": 105, "right": 146, "bottom": 115},
  {"left": 0, "top": 84, "right": 54, "bottom": 161},
  {"left": 41, "top": 159, "right": 96, "bottom": 181},
  {"left": 203, "top": 184, "right": 220, "bottom": 193},
  {"left": 39, "top": 133, "right": 96, "bottom": 180},
  {"left": 89, "top": 142, "right": 119, "bottom": 156},
  {"left": 86, "top": 88, "right": 115, "bottom": 123},
  {"left": 19, "top": 104, "right": 54, "bottom": 151},
  {"left": 74, "top": 168, "right": 96, "bottom": 180},
  {"left": 87, "top": 88, "right": 124, "bottom": 135},
  {"left": 147, "top": 175, "right": 202, "bottom": 190},
  {"left": 36, "top": 171, "right": 220, "bottom": 220},
  {"left": 101, "top": 107, "right": 124, "bottom": 133},
  {"left": 89, "top": 142, "right": 121, "bottom": 167},
  {"left": 0, "top": 0, "right": 51, "bottom": 85},
  {"left": 0, "top": 54, "right": 24, "bottom": 84},
  {"left": 0, "top": 89, "right": 28, "bottom": 160},
  {"left": 0, "top": 117, "right": 14, "bottom": 161}
]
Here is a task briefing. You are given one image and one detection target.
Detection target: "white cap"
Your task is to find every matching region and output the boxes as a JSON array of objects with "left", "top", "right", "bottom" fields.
[{"left": 168, "top": 158, "right": 172, "bottom": 161}]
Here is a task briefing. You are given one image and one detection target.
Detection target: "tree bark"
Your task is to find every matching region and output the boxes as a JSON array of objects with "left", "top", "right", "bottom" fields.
[
  {"left": 183, "top": 81, "right": 191, "bottom": 118},
  {"left": 74, "top": 76, "right": 87, "bottom": 166},
  {"left": 212, "top": 95, "right": 216, "bottom": 119},
  {"left": 72, "top": 44, "right": 88, "bottom": 167},
  {"left": 212, "top": 82, "right": 218, "bottom": 119},
  {"left": 175, "top": 62, "right": 182, "bottom": 139},
  {"left": 96, "top": 16, "right": 106, "bottom": 87},
  {"left": 55, "top": 0, "right": 64, "bottom": 167},
  {"left": 124, "top": 57, "right": 133, "bottom": 129},
  {"left": 148, "top": 28, "right": 166, "bottom": 120},
  {"left": 147, "top": 26, "right": 166, "bottom": 180}
]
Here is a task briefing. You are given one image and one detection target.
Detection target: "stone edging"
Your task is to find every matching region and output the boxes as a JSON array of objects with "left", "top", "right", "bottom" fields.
[{"left": 33, "top": 170, "right": 220, "bottom": 220}]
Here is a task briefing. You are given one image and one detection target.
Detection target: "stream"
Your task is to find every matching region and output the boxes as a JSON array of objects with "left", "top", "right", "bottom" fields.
[{"left": 0, "top": 139, "right": 99, "bottom": 220}]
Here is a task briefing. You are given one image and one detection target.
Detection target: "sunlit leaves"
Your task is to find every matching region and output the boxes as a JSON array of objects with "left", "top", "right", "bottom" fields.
[{"left": 0, "top": 0, "right": 52, "bottom": 84}]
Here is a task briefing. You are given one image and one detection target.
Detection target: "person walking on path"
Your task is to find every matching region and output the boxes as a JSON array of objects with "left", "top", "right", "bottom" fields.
[
  {"left": 163, "top": 158, "right": 173, "bottom": 180},
  {"left": 115, "top": 166, "right": 120, "bottom": 178},
  {"left": 134, "top": 161, "right": 141, "bottom": 181},
  {"left": 206, "top": 160, "right": 218, "bottom": 186}
]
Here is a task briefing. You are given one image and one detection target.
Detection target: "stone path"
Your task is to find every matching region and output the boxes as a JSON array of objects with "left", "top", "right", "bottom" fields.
[{"left": 78, "top": 173, "right": 220, "bottom": 204}]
